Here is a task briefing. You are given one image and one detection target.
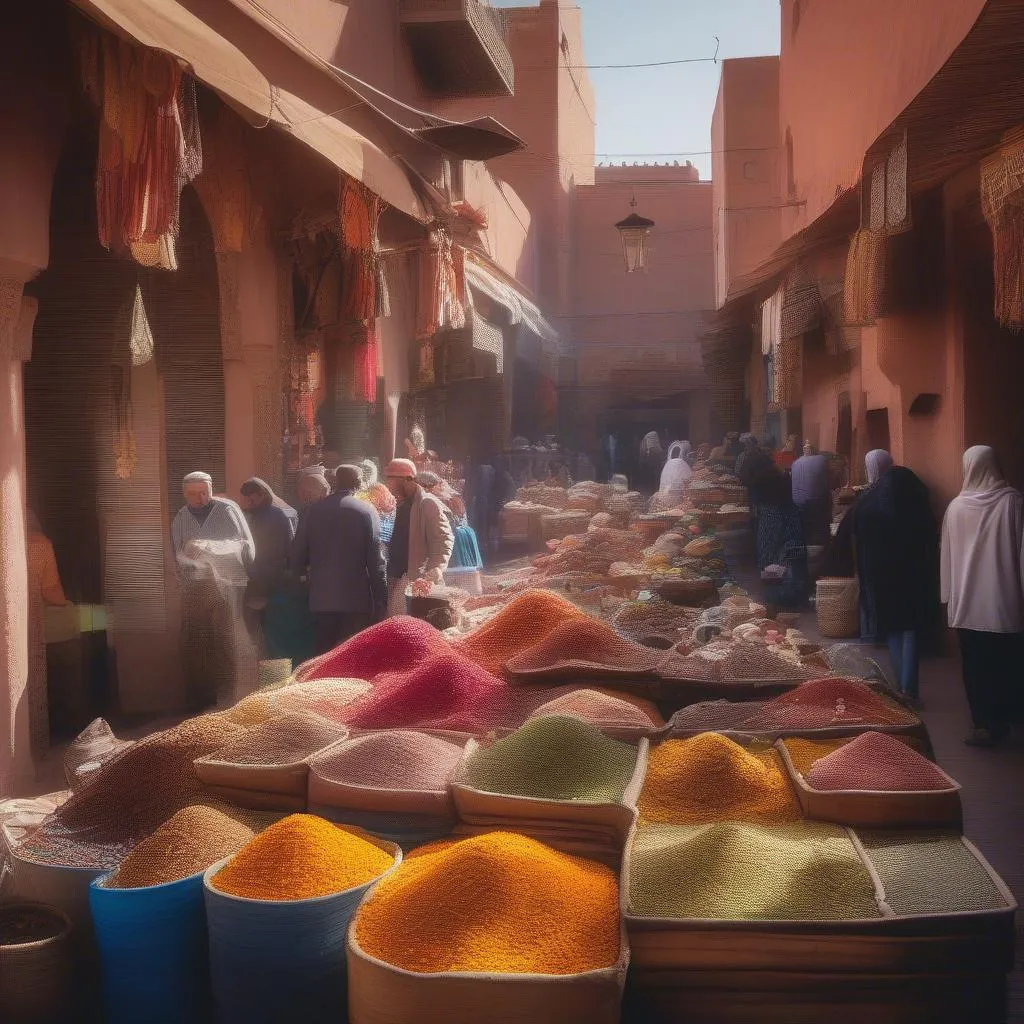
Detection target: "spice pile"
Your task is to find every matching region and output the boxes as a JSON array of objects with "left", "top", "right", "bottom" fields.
[
  {"left": 462, "top": 717, "right": 638, "bottom": 803},
  {"left": 528, "top": 689, "right": 662, "bottom": 731},
  {"left": 804, "top": 732, "right": 952, "bottom": 792},
  {"left": 638, "top": 734, "right": 799, "bottom": 825},
  {"left": 202, "top": 712, "right": 346, "bottom": 767},
  {"left": 354, "top": 832, "right": 620, "bottom": 974},
  {"left": 628, "top": 820, "right": 881, "bottom": 921},
  {"left": 210, "top": 814, "right": 393, "bottom": 900},
  {"left": 310, "top": 731, "right": 465, "bottom": 793},
  {"left": 269, "top": 679, "right": 372, "bottom": 722},
  {"left": 108, "top": 804, "right": 256, "bottom": 889}
]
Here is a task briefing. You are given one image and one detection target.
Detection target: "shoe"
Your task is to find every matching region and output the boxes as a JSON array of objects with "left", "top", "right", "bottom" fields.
[{"left": 964, "top": 728, "right": 997, "bottom": 748}]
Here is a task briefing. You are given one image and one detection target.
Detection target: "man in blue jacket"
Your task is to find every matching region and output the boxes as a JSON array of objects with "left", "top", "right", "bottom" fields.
[{"left": 291, "top": 464, "right": 387, "bottom": 654}]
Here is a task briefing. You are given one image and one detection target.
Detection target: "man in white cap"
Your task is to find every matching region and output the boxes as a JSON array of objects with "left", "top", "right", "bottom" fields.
[
  {"left": 383, "top": 458, "right": 454, "bottom": 616},
  {"left": 171, "top": 472, "right": 255, "bottom": 709}
]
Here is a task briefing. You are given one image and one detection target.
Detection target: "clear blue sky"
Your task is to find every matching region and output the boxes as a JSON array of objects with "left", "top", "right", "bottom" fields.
[{"left": 491, "top": 0, "right": 781, "bottom": 179}]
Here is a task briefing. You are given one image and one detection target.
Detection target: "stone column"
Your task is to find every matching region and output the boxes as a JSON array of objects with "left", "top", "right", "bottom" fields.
[{"left": 0, "top": 280, "right": 38, "bottom": 796}]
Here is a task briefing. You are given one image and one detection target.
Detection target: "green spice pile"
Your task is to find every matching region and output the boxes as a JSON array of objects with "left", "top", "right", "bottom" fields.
[
  {"left": 629, "top": 820, "right": 881, "bottom": 921},
  {"left": 462, "top": 715, "right": 637, "bottom": 803}
]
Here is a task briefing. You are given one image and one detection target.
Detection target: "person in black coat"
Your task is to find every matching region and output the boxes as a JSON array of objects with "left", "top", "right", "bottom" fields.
[{"left": 291, "top": 464, "right": 387, "bottom": 655}]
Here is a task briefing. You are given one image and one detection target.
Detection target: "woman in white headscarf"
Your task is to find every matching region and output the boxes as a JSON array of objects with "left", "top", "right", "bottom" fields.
[{"left": 941, "top": 445, "right": 1024, "bottom": 746}]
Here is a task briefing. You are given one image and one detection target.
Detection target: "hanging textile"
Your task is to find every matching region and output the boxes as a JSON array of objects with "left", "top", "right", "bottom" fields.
[
  {"left": 843, "top": 227, "right": 886, "bottom": 325},
  {"left": 338, "top": 175, "right": 380, "bottom": 324},
  {"left": 415, "top": 230, "right": 467, "bottom": 340},
  {"left": 760, "top": 285, "right": 783, "bottom": 356},
  {"left": 780, "top": 263, "right": 822, "bottom": 340},
  {"left": 129, "top": 284, "right": 155, "bottom": 366},
  {"left": 772, "top": 333, "right": 803, "bottom": 409},
  {"left": 81, "top": 27, "right": 203, "bottom": 264},
  {"left": 342, "top": 323, "right": 379, "bottom": 405},
  {"left": 981, "top": 130, "right": 1024, "bottom": 330}
]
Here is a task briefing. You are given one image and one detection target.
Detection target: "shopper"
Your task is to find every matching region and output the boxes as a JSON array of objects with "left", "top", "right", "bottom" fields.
[
  {"left": 850, "top": 450, "right": 938, "bottom": 706},
  {"left": 171, "top": 472, "right": 255, "bottom": 709},
  {"left": 791, "top": 440, "right": 832, "bottom": 547},
  {"left": 291, "top": 464, "right": 387, "bottom": 655},
  {"left": 384, "top": 458, "right": 454, "bottom": 615},
  {"left": 239, "top": 477, "right": 300, "bottom": 661},
  {"left": 941, "top": 445, "right": 1024, "bottom": 747}
]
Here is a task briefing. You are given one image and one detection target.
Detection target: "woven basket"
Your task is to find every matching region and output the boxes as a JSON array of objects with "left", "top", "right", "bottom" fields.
[
  {"left": 0, "top": 903, "right": 73, "bottom": 1024},
  {"left": 346, "top": 918, "right": 629, "bottom": 1024},
  {"left": 776, "top": 741, "right": 963, "bottom": 830},
  {"left": 816, "top": 578, "right": 860, "bottom": 639}
]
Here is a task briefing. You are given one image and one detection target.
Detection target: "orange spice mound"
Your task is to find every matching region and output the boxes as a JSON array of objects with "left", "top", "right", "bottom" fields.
[
  {"left": 638, "top": 733, "right": 800, "bottom": 825},
  {"left": 453, "top": 590, "right": 588, "bottom": 675},
  {"left": 211, "top": 814, "right": 393, "bottom": 900},
  {"left": 505, "top": 616, "right": 666, "bottom": 677},
  {"left": 354, "top": 832, "right": 620, "bottom": 974}
]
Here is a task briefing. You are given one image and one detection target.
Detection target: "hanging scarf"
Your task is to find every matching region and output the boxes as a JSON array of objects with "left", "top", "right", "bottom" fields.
[{"left": 339, "top": 175, "right": 379, "bottom": 324}]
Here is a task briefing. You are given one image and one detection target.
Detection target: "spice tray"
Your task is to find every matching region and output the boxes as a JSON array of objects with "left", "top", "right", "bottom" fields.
[
  {"left": 620, "top": 818, "right": 1016, "bottom": 977},
  {"left": 346, "top": 914, "right": 629, "bottom": 1024},
  {"left": 775, "top": 739, "right": 963, "bottom": 829},
  {"left": 193, "top": 752, "right": 315, "bottom": 811}
]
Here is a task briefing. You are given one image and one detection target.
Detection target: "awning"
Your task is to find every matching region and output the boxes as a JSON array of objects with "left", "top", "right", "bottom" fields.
[
  {"left": 70, "top": 0, "right": 428, "bottom": 224},
  {"left": 463, "top": 258, "right": 559, "bottom": 349}
]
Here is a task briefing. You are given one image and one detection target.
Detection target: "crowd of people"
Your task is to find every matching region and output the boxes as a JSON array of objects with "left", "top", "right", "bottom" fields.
[
  {"left": 168, "top": 453, "right": 494, "bottom": 710},
  {"left": 638, "top": 430, "right": 1024, "bottom": 747}
]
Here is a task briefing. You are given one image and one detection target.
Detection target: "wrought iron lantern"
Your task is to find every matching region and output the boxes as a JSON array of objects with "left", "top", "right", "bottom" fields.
[{"left": 615, "top": 198, "right": 655, "bottom": 273}]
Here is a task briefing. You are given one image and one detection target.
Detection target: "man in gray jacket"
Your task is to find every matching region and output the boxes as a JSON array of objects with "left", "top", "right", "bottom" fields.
[
  {"left": 291, "top": 464, "right": 387, "bottom": 654},
  {"left": 384, "top": 458, "right": 455, "bottom": 616}
]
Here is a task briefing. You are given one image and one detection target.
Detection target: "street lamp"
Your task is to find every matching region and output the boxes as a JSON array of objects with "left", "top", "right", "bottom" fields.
[{"left": 615, "top": 198, "right": 655, "bottom": 273}]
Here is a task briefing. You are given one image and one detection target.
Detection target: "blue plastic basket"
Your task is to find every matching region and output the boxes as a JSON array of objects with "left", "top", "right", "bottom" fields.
[{"left": 89, "top": 871, "right": 211, "bottom": 1024}]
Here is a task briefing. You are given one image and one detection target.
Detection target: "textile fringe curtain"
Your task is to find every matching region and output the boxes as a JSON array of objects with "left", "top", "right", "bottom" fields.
[
  {"left": 981, "top": 134, "right": 1024, "bottom": 330},
  {"left": 780, "top": 265, "right": 822, "bottom": 340},
  {"left": 416, "top": 231, "right": 467, "bottom": 341},
  {"left": 843, "top": 228, "right": 886, "bottom": 326},
  {"left": 338, "top": 175, "right": 381, "bottom": 325},
  {"left": 79, "top": 26, "right": 202, "bottom": 265},
  {"left": 772, "top": 333, "right": 803, "bottom": 408}
]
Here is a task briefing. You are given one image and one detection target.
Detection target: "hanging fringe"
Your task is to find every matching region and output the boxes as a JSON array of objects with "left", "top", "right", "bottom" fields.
[
  {"left": 981, "top": 135, "right": 1024, "bottom": 330},
  {"left": 843, "top": 228, "right": 886, "bottom": 326}
]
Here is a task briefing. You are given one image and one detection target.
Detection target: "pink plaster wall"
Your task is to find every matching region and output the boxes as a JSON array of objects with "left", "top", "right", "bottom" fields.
[
  {"left": 571, "top": 169, "right": 713, "bottom": 389},
  {"left": 712, "top": 57, "right": 782, "bottom": 307},
  {"left": 778, "top": 0, "right": 986, "bottom": 238}
]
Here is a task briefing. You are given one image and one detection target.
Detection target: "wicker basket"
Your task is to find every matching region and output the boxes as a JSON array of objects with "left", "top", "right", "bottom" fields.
[
  {"left": 0, "top": 902, "right": 74, "bottom": 1024},
  {"left": 816, "top": 578, "right": 860, "bottom": 639}
]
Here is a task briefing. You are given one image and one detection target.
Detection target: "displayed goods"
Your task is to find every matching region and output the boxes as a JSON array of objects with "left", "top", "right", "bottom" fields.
[
  {"left": 91, "top": 866, "right": 211, "bottom": 1024},
  {"left": 626, "top": 820, "right": 881, "bottom": 921},
  {"left": 855, "top": 831, "right": 1015, "bottom": 917},
  {"left": 668, "top": 699, "right": 770, "bottom": 736},
  {"left": 269, "top": 679, "right": 372, "bottom": 722},
  {"left": 0, "top": 903, "right": 73, "bottom": 1024},
  {"left": 806, "top": 732, "right": 952, "bottom": 792},
  {"left": 442, "top": 566, "right": 483, "bottom": 595},
  {"left": 816, "top": 577, "right": 860, "bottom": 639},
  {"left": 294, "top": 616, "right": 448, "bottom": 684},
  {"left": 739, "top": 677, "right": 918, "bottom": 733},
  {"left": 505, "top": 617, "right": 666, "bottom": 680},
  {"left": 62, "top": 717, "right": 132, "bottom": 790},
  {"left": 341, "top": 652, "right": 507, "bottom": 733},
  {"left": 194, "top": 712, "right": 346, "bottom": 810},
  {"left": 637, "top": 734, "right": 799, "bottom": 826},
  {"left": 307, "top": 731, "right": 465, "bottom": 819},
  {"left": 542, "top": 511, "right": 591, "bottom": 542},
  {"left": 460, "top": 717, "right": 638, "bottom": 804},
  {"left": 209, "top": 814, "right": 394, "bottom": 901},
  {"left": 355, "top": 832, "right": 619, "bottom": 973},
  {"left": 779, "top": 733, "right": 962, "bottom": 828},
  {"left": 204, "top": 821, "right": 399, "bottom": 1024},
  {"left": 527, "top": 689, "right": 663, "bottom": 736},
  {"left": 779, "top": 736, "right": 854, "bottom": 774},
  {"left": 21, "top": 715, "right": 247, "bottom": 870},
  {"left": 108, "top": 804, "right": 255, "bottom": 889},
  {"left": 454, "top": 590, "right": 588, "bottom": 676},
  {"left": 348, "top": 834, "right": 627, "bottom": 1024}
]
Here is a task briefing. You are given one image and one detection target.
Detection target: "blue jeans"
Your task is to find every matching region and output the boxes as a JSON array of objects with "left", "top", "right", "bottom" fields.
[{"left": 887, "top": 630, "right": 920, "bottom": 700}]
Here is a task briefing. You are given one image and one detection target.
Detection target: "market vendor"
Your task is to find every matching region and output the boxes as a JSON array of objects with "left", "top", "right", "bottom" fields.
[
  {"left": 171, "top": 472, "right": 255, "bottom": 710},
  {"left": 384, "top": 459, "right": 454, "bottom": 616},
  {"left": 791, "top": 441, "right": 832, "bottom": 547}
]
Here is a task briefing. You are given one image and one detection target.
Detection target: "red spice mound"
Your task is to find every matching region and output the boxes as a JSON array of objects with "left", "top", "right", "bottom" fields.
[
  {"left": 741, "top": 678, "right": 918, "bottom": 732},
  {"left": 806, "top": 731, "right": 953, "bottom": 792},
  {"left": 294, "top": 616, "right": 449, "bottom": 683},
  {"left": 344, "top": 651, "right": 508, "bottom": 733},
  {"left": 506, "top": 617, "right": 666, "bottom": 678},
  {"left": 454, "top": 590, "right": 588, "bottom": 675}
]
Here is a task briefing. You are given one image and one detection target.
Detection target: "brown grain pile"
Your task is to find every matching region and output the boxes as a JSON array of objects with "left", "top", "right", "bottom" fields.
[
  {"left": 108, "top": 804, "right": 256, "bottom": 888},
  {"left": 203, "top": 712, "right": 345, "bottom": 766}
]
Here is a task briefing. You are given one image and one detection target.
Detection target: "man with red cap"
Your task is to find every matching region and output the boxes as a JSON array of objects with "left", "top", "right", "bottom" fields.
[{"left": 384, "top": 458, "right": 454, "bottom": 615}]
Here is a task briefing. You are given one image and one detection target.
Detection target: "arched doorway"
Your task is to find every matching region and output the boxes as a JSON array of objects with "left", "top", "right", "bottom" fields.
[{"left": 24, "top": 118, "right": 226, "bottom": 729}]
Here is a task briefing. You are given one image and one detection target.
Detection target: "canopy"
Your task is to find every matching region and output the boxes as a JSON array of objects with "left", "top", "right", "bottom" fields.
[{"left": 71, "top": 0, "right": 428, "bottom": 223}]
